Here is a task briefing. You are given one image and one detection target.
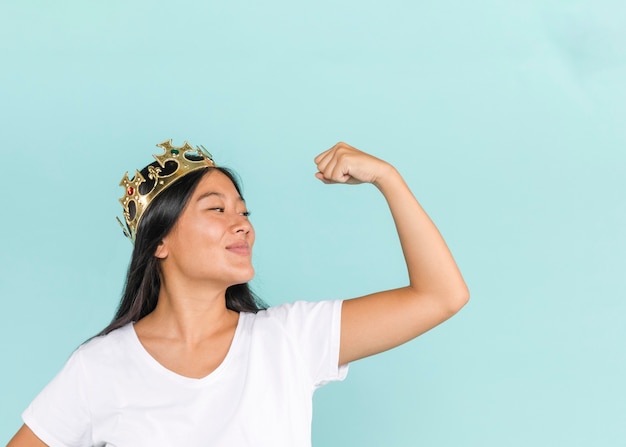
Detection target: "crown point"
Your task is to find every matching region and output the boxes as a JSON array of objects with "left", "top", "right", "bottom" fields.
[
  {"left": 198, "top": 145, "right": 213, "bottom": 161},
  {"left": 157, "top": 139, "right": 173, "bottom": 150}
]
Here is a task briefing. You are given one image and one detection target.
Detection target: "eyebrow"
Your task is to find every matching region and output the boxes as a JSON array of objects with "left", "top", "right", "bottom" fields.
[{"left": 195, "top": 191, "right": 246, "bottom": 203}]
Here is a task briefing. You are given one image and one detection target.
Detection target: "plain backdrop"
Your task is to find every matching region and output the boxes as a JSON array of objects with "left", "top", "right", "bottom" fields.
[{"left": 1, "top": 0, "right": 625, "bottom": 445}]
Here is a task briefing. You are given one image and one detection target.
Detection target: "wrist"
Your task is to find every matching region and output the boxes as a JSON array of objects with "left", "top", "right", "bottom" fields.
[{"left": 372, "top": 162, "right": 401, "bottom": 190}]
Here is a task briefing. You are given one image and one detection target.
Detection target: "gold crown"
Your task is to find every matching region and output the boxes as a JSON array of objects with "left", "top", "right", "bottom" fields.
[{"left": 117, "top": 140, "right": 215, "bottom": 242}]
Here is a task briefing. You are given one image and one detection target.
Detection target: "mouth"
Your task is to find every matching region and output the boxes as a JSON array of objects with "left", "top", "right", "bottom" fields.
[{"left": 225, "top": 241, "right": 251, "bottom": 256}]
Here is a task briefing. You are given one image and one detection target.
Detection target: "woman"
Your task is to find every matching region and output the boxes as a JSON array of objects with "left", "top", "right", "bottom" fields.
[{"left": 8, "top": 141, "right": 469, "bottom": 446}]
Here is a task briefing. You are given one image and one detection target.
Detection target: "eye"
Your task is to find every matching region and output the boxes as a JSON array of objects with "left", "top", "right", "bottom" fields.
[
  {"left": 241, "top": 211, "right": 251, "bottom": 217},
  {"left": 208, "top": 207, "right": 225, "bottom": 212}
]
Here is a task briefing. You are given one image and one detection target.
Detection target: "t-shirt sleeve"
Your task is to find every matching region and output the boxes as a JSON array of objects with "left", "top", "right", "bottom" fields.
[
  {"left": 267, "top": 300, "right": 349, "bottom": 389},
  {"left": 22, "top": 347, "right": 93, "bottom": 447}
]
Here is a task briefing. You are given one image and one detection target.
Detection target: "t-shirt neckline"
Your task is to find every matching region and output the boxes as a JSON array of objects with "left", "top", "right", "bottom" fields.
[{"left": 125, "top": 312, "right": 249, "bottom": 385}]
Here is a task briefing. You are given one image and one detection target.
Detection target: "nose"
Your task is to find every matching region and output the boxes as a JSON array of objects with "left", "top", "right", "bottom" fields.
[{"left": 232, "top": 214, "right": 253, "bottom": 235}]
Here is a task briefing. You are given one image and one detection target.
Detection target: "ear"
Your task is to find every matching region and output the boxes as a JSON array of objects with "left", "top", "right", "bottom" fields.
[{"left": 154, "top": 239, "right": 169, "bottom": 259}]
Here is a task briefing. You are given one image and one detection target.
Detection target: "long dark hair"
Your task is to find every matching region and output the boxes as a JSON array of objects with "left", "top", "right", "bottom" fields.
[{"left": 99, "top": 164, "right": 265, "bottom": 336}]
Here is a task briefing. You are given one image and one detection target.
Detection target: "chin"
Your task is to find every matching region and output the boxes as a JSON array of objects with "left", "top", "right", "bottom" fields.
[
  {"left": 241, "top": 269, "right": 255, "bottom": 284},
  {"left": 232, "top": 267, "right": 255, "bottom": 285}
]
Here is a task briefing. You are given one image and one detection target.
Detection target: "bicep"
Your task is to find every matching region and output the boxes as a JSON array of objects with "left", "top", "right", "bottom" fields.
[
  {"left": 339, "top": 287, "right": 463, "bottom": 365},
  {"left": 7, "top": 425, "right": 48, "bottom": 447}
]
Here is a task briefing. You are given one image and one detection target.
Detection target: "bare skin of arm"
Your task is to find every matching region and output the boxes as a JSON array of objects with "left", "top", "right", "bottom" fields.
[
  {"left": 314, "top": 142, "right": 469, "bottom": 365},
  {"left": 7, "top": 425, "right": 47, "bottom": 447}
]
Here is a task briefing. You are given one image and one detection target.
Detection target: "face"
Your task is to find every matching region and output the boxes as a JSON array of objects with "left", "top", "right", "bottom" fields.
[{"left": 155, "top": 170, "right": 255, "bottom": 289}]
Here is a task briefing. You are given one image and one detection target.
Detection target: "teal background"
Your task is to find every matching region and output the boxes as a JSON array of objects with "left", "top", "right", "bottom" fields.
[{"left": 1, "top": 0, "right": 625, "bottom": 445}]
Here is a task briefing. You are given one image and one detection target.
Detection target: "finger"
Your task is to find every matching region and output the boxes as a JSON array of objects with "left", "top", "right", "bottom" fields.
[
  {"left": 325, "top": 158, "right": 352, "bottom": 184},
  {"left": 314, "top": 172, "right": 337, "bottom": 184},
  {"left": 314, "top": 144, "right": 337, "bottom": 164},
  {"left": 314, "top": 149, "right": 335, "bottom": 174},
  {"left": 314, "top": 141, "right": 350, "bottom": 165},
  {"left": 332, "top": 164, "right": 352, "bottom": 184},
  {"left": 313, "top": 146, "right": 334, "bottom": 165}
]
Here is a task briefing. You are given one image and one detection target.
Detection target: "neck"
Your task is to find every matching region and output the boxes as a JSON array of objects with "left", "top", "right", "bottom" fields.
[{"left": 137, "top": 279, "right": 237, "bottom": 345}]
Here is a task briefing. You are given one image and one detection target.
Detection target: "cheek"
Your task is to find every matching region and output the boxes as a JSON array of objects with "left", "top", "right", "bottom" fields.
[
  {"left": 201, "top": 224, "right": 227, "bottom": 245},
  {"left": 169, "top": 223, "right": 221, "bottom": 257},
  {"left": 189, "top": 215, "right": 222, "bottom": 239}
]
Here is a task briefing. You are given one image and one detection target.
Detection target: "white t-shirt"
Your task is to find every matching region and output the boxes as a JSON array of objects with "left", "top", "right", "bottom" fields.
[{"left": 23, "top": 300, "right": 348, "bottom": 447}]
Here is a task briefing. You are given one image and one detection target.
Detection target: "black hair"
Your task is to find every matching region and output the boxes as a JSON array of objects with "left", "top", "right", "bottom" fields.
[{"left": 99, "top": 164, "right": 265, "bottom": 336}]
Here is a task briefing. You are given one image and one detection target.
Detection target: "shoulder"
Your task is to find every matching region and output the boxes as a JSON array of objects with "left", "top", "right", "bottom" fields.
[
  {"left": 72, "top": 323, "right": 136, "bottom": 369},
  {"left": 255, "top": 300, "right": 343, "bottom": 323},
  {"left": 256, "top": 300, "right": 343, "bottom": 319},
  {"left": 246, "top": 300, "right": 347, "bottom": 386},
  {"left": 245, "top": 300, "right": 344, "bottom": 341}
]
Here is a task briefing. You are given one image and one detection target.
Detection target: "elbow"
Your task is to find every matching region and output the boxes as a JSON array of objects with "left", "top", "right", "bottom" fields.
[
  {"left": 446, "top": 285, "right": 470, "bottom": 315},
  {"left": 457, "top": 285, "right": 470, "bottom": 310}
]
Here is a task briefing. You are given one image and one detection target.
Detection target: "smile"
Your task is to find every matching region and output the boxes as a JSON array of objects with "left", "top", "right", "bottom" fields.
[{"left": 226, "top": 242, "right": 251, "bottom": 256}]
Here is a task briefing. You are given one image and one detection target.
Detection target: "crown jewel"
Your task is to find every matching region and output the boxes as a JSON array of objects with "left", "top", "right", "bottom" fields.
[{"left": 117, "top": 140, "right": 215, "bottom": 242}]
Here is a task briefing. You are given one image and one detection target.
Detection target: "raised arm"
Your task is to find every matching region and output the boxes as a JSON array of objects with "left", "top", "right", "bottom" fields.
[{"left": 314, "top": 142, "right": 469, "bottom": 365}]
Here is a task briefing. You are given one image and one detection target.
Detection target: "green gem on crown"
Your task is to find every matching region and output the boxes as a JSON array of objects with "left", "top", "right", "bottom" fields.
[{"left": 170, "top": 149, "right": 179, "bottom": 155}]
